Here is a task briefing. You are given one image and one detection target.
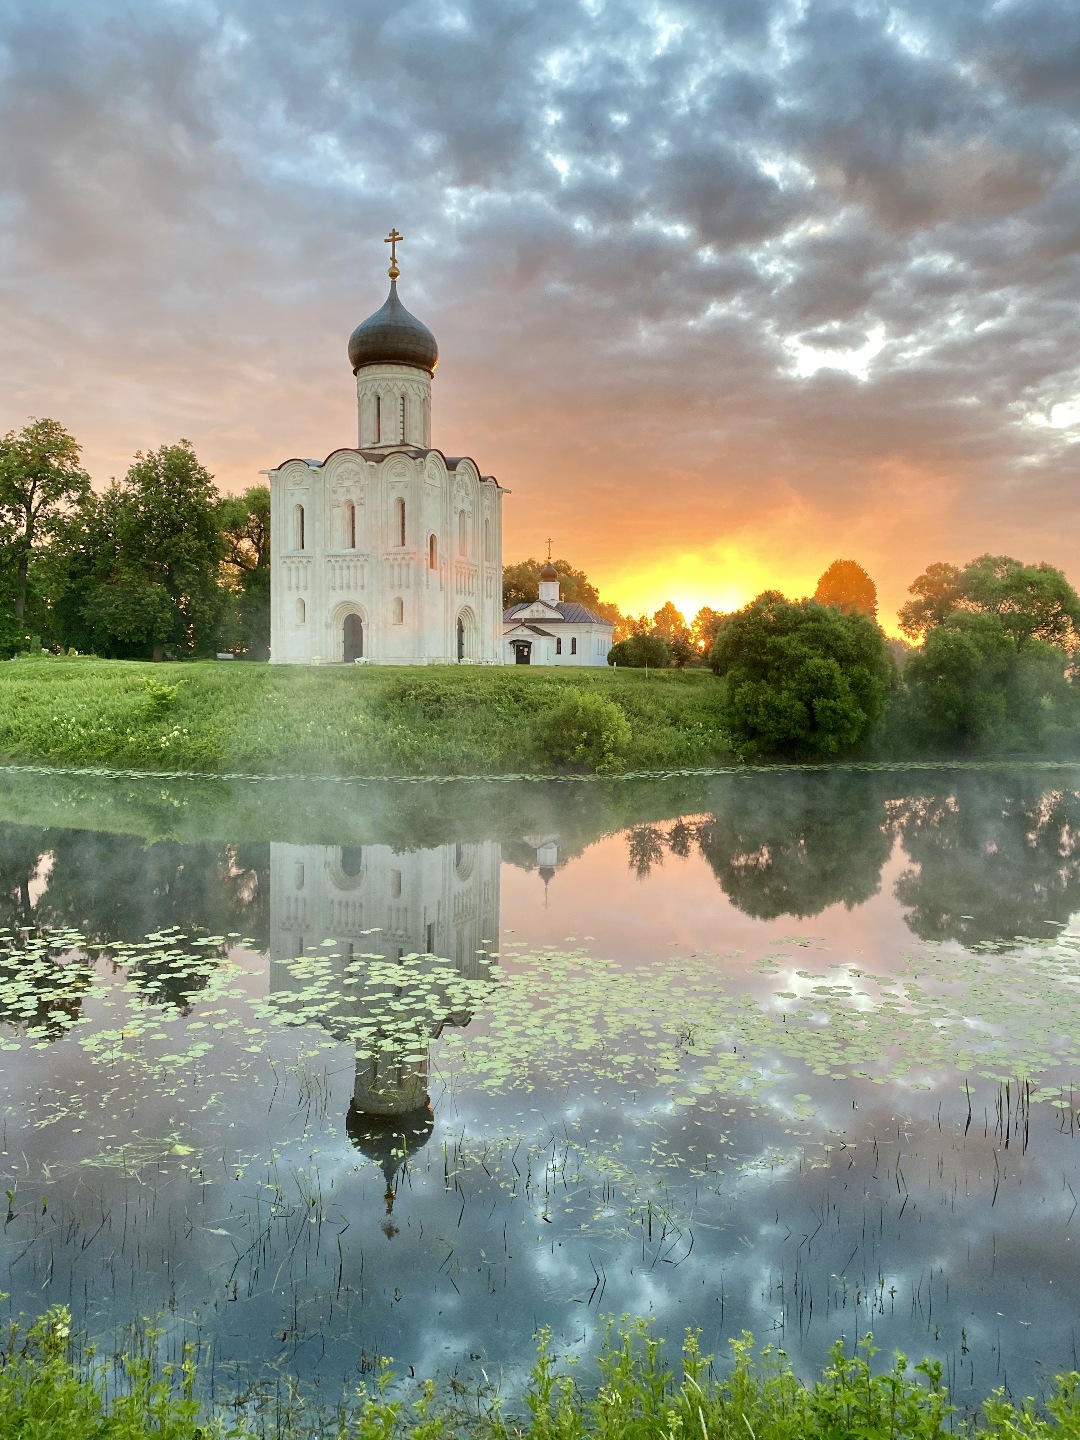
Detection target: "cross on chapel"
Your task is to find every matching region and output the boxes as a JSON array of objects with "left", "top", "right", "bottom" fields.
[{"left": 385, "top": 228, "right": 403, "bottom": 279}]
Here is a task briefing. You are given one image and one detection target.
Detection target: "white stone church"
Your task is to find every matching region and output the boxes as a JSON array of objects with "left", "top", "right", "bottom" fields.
[{"left": 268, "top": 233, "right": 506, "bottom": 664}]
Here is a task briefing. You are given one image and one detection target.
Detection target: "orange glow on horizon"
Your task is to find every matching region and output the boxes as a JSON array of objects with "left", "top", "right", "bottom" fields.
[{"left": 589, "top": 540, "right": 907, "bottom": 638}]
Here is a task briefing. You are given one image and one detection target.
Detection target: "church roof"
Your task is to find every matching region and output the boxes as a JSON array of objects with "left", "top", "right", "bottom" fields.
[
  {"left": 347, "top": 281, "right": 439, "bottom": 376},
  {"left": 505, "top": 622, "right": 557, "bottom": 637},
  {"left": 271, "top": 447, "right": 503, "bottom": 485},
  {"left": 503, "top": 601, "right": 612, "bottom": 625}
]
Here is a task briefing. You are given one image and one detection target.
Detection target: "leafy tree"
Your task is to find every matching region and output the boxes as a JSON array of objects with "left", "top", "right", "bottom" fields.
[
  {"left": 608, "top": 633, "right": 672, "bottom": 668},
  {"left": 0, "top": 418, "right": 90, "bottom": 634},
  {"left": 814, "top": 559, "right": 877, "bottom": 618},
  {"left": 502, "top": 557, "right": 602, "bottom": 610},
  {"left": 896, "top": 611, "right": 1074, "bottom": 751},
  {"left": 650, "top": 601, "right": 695, "bottom": 666},
  {"left": 691, "top": 606, "right": 725, "bottom": 653},
  {"left": 709, "top": 592, "right": 895, "bottom": 759},
  {"left": 66, "top": 441, "right": 225, "bottom": 660},
  {"left": 899, "top": 554, "right": 1080, "bottom": 647},
  {"left": 218, "top": 485, "right": 271, "bottom": 659}
]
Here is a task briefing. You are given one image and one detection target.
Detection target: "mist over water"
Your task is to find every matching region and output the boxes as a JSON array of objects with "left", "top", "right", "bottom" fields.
[{"left": 1, "top": 764, "right": 1079, "bottom": 1409}]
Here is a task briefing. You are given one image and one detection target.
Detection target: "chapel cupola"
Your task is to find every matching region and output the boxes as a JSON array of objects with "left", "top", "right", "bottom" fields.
[
  {"left": 538, "top": 550, "right": 560, "bottom": 606},
  {"left": 348, "top": 229, "right": 437, "bottom": 449}
]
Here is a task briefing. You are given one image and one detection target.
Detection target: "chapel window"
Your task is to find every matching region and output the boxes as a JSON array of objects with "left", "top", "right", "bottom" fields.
[
  {"left": 296, "top": 597, "right": 306, "bottom": 624},
  {"left": 295, "top": 504, "right": 305, "bottom": 551},
  {"left": 393, "top": 596, "right": 404, "bottom": 624},
  {"left": 571, "top": 637, "right": 577, "bottom": 655},
  {"left": 556, "top": 637, "right": 562, "bottom": 656},
  {"left": 395, "top": 496, "right": 406, "bottom": 547},
  {"left": 458, "top": 510, "right": 467, "bottom": 557},
  {"left": 429, "top": 534, "right": 437, "bottom": 569}
]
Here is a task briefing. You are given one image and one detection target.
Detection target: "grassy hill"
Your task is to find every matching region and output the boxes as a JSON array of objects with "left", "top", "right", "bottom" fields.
[{"left": 0, "top": 657, "right": 732, "bottom": 777}]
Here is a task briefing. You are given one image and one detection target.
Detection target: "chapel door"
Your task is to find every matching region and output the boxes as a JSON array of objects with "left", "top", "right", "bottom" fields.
[
  {"left": 343, "top": 613, "right": 364, "bottom": 662},
  {"left": 512, "top": 641, "right": 532, "bottom": 665}
]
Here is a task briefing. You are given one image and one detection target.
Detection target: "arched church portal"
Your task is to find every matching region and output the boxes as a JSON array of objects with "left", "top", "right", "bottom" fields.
[
  {"left": 456, "top": 608, "right": 477, "bottom": 663},
  {"left": 343, "top": 612, "right": 364, "bottom": 663}
]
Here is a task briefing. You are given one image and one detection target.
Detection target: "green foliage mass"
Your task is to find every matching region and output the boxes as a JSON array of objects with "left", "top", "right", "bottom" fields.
[
  {"left": 607, "top": 633, "right": 672, "bottom": 669},
  {"left": 899, "top": 554, "right": 1080, "bottom": 647},
  {"left": 892, "top": 613, "right": 1076, "bottom": 751},
  {"left": 708, "top": 592, "right": 895, "bottom": 759},
  {"left": 4, "top": 1306, "right": 1080, "bottom": 1440},
  {"left": 534, "top": 690, "right": 632, "bottom": 770},
  {"left": 0, "top": 658, "right": 731, "bottom": 776}
]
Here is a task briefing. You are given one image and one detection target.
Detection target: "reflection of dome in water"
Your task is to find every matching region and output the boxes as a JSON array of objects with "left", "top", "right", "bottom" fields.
[{"left": 347, "top": 1100, "right": 434, "bottom": 1234}]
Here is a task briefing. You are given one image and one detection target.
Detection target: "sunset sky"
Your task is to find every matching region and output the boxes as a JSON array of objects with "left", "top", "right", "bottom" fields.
[{"left": 2, "top": 0, "right": 1079, "bottom": 632}]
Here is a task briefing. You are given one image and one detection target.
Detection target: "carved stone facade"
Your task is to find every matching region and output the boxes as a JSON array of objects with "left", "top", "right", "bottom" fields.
[{"left": 268, "top": 270, "right": 507, "bottom": 664}]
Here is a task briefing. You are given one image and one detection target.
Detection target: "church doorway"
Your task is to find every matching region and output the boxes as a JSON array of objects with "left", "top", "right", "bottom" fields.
[
  {"left": 343, "top": 613, "right": 364, "bottom": 662},
  {"left": 456, "top": 617, "right": 465, "bottom": 661},
  {"left": 511, "top": 640, "right": 532, "bottom": 665}
]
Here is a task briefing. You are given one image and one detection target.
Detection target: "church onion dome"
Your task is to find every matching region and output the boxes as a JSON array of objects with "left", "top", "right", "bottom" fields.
[
  {"left": 540, "top": 561, "right": 559, "bottom": 581},
  {"left": 348, "top": 281, "right": 439, "bottom": 376}
]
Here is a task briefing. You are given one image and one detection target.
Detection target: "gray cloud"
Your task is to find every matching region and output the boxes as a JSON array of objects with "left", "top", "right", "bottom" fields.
[{"left": 1, "top": 0, "right": 1079, "bottom": 617}]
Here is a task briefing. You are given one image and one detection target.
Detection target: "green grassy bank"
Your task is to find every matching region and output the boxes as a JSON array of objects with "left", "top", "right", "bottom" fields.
[
  {"left": 0, "top": 657, "right": 732, "bottom": 777},
  {"left": 5, "top": 1308, "right": 1079, "bottom": 1440}
]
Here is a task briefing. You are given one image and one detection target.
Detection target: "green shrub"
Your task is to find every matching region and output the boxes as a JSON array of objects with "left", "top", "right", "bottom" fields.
[
  {"left": 709, "top": 592, "right": 895, "bottom": 759},
  {"left": 535, "top": 691, "right": 631, "bottom": 771},
  {"left": 608, "top": 634, "right": 672, "bottom": 668},
  {"left": 3, "top": 1306, "right": 1080, "bottom": 1440}
]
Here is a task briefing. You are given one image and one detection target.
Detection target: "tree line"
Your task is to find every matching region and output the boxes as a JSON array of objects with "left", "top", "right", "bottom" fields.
[{"left": 0, "top": 420, "right": 269, "bottom": 659}]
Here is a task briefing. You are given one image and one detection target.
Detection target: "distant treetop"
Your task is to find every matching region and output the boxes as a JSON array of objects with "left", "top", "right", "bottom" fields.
[{"left": 814, "top": 559, "right": 878, "bottom": 619}]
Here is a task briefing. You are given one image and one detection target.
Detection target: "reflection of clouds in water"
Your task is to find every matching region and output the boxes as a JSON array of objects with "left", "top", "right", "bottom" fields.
[{"left": 4, "top": 772, "right": 1080, "bottom": 1405}]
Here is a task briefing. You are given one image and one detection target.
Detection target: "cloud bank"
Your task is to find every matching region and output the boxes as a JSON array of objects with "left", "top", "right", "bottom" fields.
[{"left": 1, "top": 0, "right": 1079, "bottom": 621}]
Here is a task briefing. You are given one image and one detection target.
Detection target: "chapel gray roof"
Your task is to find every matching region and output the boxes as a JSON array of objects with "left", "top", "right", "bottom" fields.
[
  {"left": 503, "top": 601, "right": 611, "bottom": 625},
  {"left": 347, "top": 281, "right": 439, "bottom": 376},
  {"left": 505, "top": 623, "right": 557, "bottom": 637}
]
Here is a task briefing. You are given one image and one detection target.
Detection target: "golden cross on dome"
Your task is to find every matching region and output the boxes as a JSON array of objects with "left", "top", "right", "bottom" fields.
[
  {"left": 385, "top": 228, "right": 403, "bottom": 280},
  {"left": 546, "top": 537, "right": 553, "bottom": 561}
]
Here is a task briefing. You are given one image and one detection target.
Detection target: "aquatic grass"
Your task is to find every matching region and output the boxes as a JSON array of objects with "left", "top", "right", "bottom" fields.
[{"left": 3, "top": 1307, "right": 1080, "bottom": 1440}]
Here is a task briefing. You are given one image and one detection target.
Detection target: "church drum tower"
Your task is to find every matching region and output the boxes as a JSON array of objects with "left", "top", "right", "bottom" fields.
[{"left": 267, "top": 231, "right": 507, "bottom": 665}]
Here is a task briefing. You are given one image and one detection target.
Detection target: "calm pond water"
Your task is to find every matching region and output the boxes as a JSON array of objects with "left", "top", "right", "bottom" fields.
[{"left": 2, "top": 762, "right": 1080, "bottom": 1409}]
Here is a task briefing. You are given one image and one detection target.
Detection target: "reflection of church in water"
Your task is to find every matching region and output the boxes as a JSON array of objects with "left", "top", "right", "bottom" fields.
[{"left": 270, "top": 840, "right": 499, "bottom": 1230}]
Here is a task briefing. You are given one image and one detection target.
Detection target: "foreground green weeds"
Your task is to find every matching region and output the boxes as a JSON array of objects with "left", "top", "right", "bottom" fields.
[{"left": 3, "top": 1309, "right": 1080, "bottom": 1440}]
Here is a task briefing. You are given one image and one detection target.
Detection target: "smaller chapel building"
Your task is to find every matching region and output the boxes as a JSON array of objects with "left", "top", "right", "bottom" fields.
[
  {"left": 502, "top": 562, "right": 614, "bottom": 666},
  {"left": 268, "top": 234, "right": 506, "bottom": 665}
]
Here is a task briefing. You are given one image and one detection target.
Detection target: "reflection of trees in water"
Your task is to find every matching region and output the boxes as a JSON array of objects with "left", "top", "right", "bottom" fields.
[
  {"left": 0, "top": 822, "right": 269, "bottom": 1018},
  {"left": 627, "top": 775, "right": 893, "bottom": 920},
  {"left": 893, "top": 782, "right": 1080, "bottom": 947}
]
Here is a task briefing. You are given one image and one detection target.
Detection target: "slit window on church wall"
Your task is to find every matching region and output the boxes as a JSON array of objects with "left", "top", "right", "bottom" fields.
[
  {"left": 395, "top": 497, "right": 406, "bottom": 547},
  {"left": 295, "top": 504, "right": 305, "bottom": 551},
  {"left": 399, "top": 394, "right": 407, "bottom": 441},
  {"left": 393, "top": 596, "right": 404, "bottom": 624},
  {"left": 571, "top": 637, "right": 577, "bottom": 655},
  {"left": 296, "top": 597, "right": 305, "bottom": 624},
  {"left": 429, "top": 534, "right": 437, "bottom": 569},
  {"left": 458, "top": 510, "right": 467, "bottom": 557},
  {"left": 346, "top": 502, "right": 356, "bottom": 549},
  {"left": 556, "top": 637, "right": 562, "bottom": 655},
  {"left": 375, "top": 395, "right": 381, "bottom": 444}
]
